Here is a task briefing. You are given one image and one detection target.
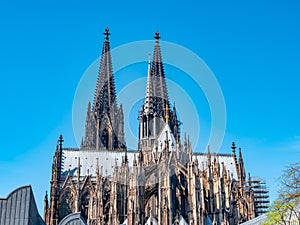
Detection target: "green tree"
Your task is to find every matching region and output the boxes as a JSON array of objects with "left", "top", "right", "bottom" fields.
[
  {"left": 263, "top": 200, "right": 299, "bottom": 225},
  {"left": 263, "top": 161, "right": 300, "bottom": 225}
]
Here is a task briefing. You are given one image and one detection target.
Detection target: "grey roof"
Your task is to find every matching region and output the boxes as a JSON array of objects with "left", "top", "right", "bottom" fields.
[
  {"left": 193, "top": 153, "right": 238, "bottom": 179},
  {"left": 62, "top": 149, "right": 238, "bottom": 181},
  {"left": 61, "top": 149, "right": 136, "bottom": 178},
  {"left": 0, "top": 185, "right": 45, "bottom": 225},
  {"left": 58, "top": 212, "right": 87, "bottom": 225},
  {"left": 240, "top": 214, "right": 268, "bottom": 225}
]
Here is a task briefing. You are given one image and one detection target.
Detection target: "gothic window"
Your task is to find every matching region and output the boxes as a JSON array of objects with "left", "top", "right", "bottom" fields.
[
  {"left": 101, "top": 128, "right": 109, "bottom": 148},
  {"left": 113, "top": 135, "right": 118, "bottom": 148},
  {"left": 59, "top": 189, "right": 75, "bottom": 221},
  {"left": 104, "top": 201, "right": 110, "bottom": 223},
  {"left": 197, "top": 191, "right": 200, "bottom": 201},
  {"left": 80, "top": 191, "right": 91, "bottom": 222}
]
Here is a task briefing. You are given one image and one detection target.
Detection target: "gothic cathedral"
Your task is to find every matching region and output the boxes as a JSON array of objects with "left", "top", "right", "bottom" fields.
[{"left": 44, "top": 28, "right": 267, "bottom": 225}]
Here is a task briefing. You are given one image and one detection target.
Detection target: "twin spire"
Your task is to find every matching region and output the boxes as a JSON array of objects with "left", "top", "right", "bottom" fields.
[
  {"left": 84, "top": 28, "right": 180, "bottom": 150},
  {"left": 93, "top": 27, "right": 169, "bottom": 118}
]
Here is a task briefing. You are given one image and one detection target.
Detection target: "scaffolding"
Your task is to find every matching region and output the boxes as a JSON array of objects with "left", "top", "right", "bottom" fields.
[{"left": 247, "top": 175, "right": 270, "bottom": 216}]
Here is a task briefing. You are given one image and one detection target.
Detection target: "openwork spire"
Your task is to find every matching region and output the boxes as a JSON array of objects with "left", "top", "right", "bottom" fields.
[
  {"left": 139, "top": 32, "right": 181, "bottom": 148},
  {"left": 151, "top": 31, "right": 169, "bottom": 110},
  {"left": 93, "top": 27, "right": 117, "bottom": 116},
  {"left": 83, "top": 28, "right": 125, "bottom": 150},
  {"left": 143, "top": 32, "right": 169, "bottom": 116}
]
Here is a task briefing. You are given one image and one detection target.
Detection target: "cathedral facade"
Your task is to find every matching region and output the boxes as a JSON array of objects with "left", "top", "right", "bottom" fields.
[{"left": 44, "top": 28, "right": 260, "bottom": 225}]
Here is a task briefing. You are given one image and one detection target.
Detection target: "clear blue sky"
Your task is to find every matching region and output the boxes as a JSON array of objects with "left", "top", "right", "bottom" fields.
[{"left": 0, "top": 0, "right": 300, "bottom": 214}]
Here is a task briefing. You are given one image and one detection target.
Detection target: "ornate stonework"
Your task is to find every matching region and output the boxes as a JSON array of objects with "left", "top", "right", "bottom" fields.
[{"left": 44, "top": 29, "right": 262, "bottom": 225}]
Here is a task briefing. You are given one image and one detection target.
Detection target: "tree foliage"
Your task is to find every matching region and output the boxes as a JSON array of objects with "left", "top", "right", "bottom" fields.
[
  {"left": 263, "top": 161, "right": 300, "bottom": 225},
  {"left": 263, "top": 200, "right": 299, "bottom": 225},
  {"left": 279, "top": 161, "right": 300, "bottom": 202}
]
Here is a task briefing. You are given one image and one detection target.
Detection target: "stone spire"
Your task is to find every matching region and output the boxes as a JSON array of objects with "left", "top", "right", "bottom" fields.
[
  {"left": 93, "top": 27, "right": 117, "bottom": 116},
  {"left": 138, "top": 32, "right": 180, "bottom": 150},
  {"left": 238, "top": 147, "right": 246, "bottom": 186},
  {"left": 232, "top": 141, "right": 238, "bottom": 167},
  {"left": 83, "top": 102, "right": 96, "bottom": 148},
  {"left": 48, "top": 135, "right": 64, "bottom": 225},
  {"left": 44, "top": 191, "right": 49, "bottom": 224},
  {"left": 207, "top": 145, "right": 211, "bottom": 167},
  {"left": 141, "top": 32, "right": 170, "bottom": 116},
  {"left": 83, "top": 28, "right": 126, "bottom": 150},
  {"left": 151, "top": 31, "right": 169, "bottom": 116}
]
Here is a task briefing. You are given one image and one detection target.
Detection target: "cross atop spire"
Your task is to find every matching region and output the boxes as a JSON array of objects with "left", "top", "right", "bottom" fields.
[
  {"left": 154, "top": 31, "right": 160, "bottom": 43},
  {"left": 231, "top": 142, "right": 236, "bottom": 151},
  {"left": 104, "top": 27, "right": 110, "bottom": 41},
  {"left": 58, "top": 134, "right": 64, "bottom": 150}
]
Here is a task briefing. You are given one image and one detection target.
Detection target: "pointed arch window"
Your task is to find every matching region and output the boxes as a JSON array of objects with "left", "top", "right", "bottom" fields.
[
  {"left": 80, "top": 190, "right": 91, "bottom": 222},
  {"left": 59, "top": 189, "right": 75, "bottom": 221}
]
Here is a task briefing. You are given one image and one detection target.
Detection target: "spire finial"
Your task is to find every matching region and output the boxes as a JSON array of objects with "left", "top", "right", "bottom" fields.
[
  {"left": 104, "top": 27, "right": 110, "bottom": 40},
  {"left": 96, "top": 158, "right": 99, "bottom": 175},
  {"left": 77, "top": 157, "right": 81, "bottom": 177},
  {"left": 163, "top": 131, "right": 170, "bottom": 158},
  {"left": 231, "top": 142, "right": 236, "bottom": 152},
  {"left": 154, "top": 31, "right": 160, "bottom": 43},
  {"left": 44, "top": 190, "right": 49, "bottom": 209},
  {"left": 59, "top": 134, "right": 64, "bottom": 150},
  {"left": 133, "top": 154, "right": 137, "bottom": 166},
  {"left": 239, "top": 147, "right": 243, "bottom": 160}
]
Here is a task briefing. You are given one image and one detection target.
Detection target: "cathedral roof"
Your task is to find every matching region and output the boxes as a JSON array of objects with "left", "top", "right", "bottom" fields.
[
  {"left": 61, "top": 149, "right": 135, "bottom": 178},
  {"left": 61, "top": 148, "right": 238, "bottom": 180},
  {"left": 193, "top": 153, "right": 238, "bottom": 179},
  {"left": 239, "top": 214, "right": 268, "bottom": 225}
]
